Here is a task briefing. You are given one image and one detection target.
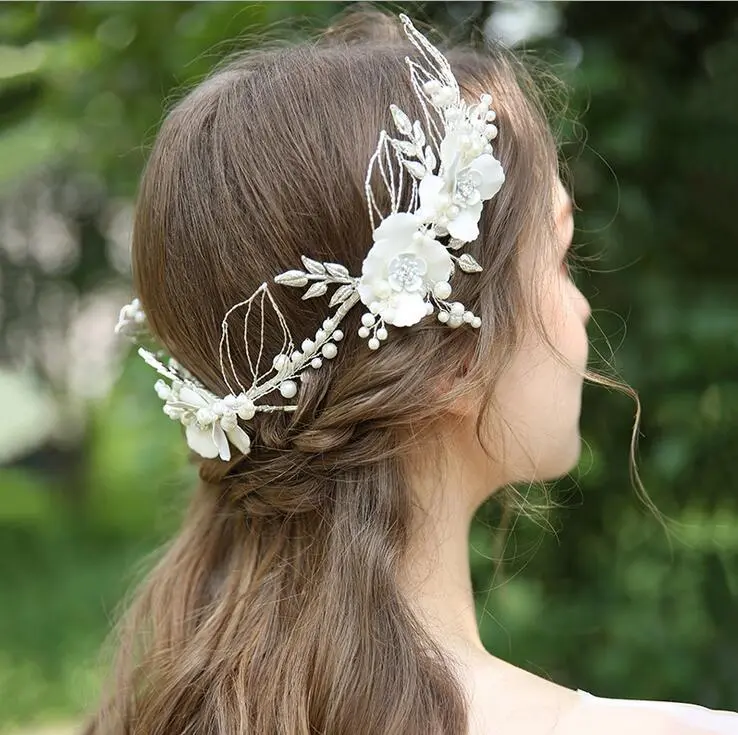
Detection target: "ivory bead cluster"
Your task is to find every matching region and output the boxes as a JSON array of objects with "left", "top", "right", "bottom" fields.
[
  {"left": 271, "top": 316, "right": 345, "bottom": 397},
  {"left": 358, "top": 311, "right": 390, "bottom": 350},
  {"left": 436, "top": 300, "right": 481, "bottom": 329}
]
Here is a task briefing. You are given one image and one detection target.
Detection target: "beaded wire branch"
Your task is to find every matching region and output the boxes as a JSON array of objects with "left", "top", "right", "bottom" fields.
[{"left": 114, "top": 14, "right": 505, "bottom": 461}]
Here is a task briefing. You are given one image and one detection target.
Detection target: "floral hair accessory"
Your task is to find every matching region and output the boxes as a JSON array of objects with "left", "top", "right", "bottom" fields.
[{"left": 115, "top": 14, "right": 505, "bottom": 462}]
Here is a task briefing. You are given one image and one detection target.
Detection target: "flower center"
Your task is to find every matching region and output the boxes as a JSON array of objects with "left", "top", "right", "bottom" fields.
[
  {"left": 455, "top": 171, "right": 478, "bottom": 204},
  {"left": 387, "top": 253, "right": 427, "bottom": 293}
]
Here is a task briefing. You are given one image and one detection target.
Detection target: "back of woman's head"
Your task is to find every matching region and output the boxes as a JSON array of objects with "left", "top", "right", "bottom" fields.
[{"left": 88, "top": 8, "right": 560, "bottom": 735}]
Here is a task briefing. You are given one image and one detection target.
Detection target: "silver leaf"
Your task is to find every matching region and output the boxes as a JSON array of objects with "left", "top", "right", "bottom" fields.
[
  {"left": 391, "top": 139, "right": 419, "bottom": 158},
  {"left": 302, "top": 281, "right": 328, "bottom": 300},
  {"left": 390, "top": 104, "right": 412, "bottom": 136},
  {"left": 274, "top": 269, "right": 309, "bottom": 287},
  {"left": 424, "top": 145, "right": 437, "bottom": 173},
  {"left": 457, "top": 253, "right": 483, "bottom": 273},
  {"left": 324, "top": 262, "right": 350, "bottom": 279},
  {"left": 412, "top": 120, "right": 426, "bottom": 149},
  {"left": 301, "top": 256, "right": 326, "bottom": 275},
  {"left": 138, "top": 347, "right": 180, "bottom": 382},
  {"left": 403, "top": 160, "right": 426, "bottom": 179},
  {"left": 329, "top": 283, "right": 355, "bottom": 307}
]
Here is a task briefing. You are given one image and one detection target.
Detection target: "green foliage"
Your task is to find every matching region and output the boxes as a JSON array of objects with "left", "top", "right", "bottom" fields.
[{"left": 0, "top": 1, "right": 737, "bottom": 728}]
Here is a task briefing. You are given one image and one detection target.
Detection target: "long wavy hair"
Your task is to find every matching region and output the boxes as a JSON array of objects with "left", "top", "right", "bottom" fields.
[{"left": 85, "top": 8, "right": 563, "bottom": 735}]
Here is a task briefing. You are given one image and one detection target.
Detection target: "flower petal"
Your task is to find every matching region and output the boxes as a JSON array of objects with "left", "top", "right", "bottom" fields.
[
  {"left": 469, "top": 154, "right": 505, "bottom": 200},
  {"left": 419, "top": 239, "right": 454, "bottom": 282},
  {"left": 372, "top": 212, "right": 420, "bottom": 244},
  {"left": 447, "top": 202, "right": 483, "bottom": 242},
  {"left": 178, "top": 385, "right": 209, "bottom": 409},
  {"left": 357, "top": 280, "right": 378, "bottom": 309},
  {"left": 212, "top": 424, "right": 231, "bottom": 462},
  {"left": 226, "top": 425, "right": 251, "bottom": 456},
  {"left": 387, "top": 292, "right": 430, "bottom": 327},
  {"left": 185, "top": 423, "right": 220, "bottom": 459},
  {"left": 439, "top": 130, "right": 463, "bottom": 172},
  {"left": 417, "top": 175, "right": 446, "bottom": 221}
]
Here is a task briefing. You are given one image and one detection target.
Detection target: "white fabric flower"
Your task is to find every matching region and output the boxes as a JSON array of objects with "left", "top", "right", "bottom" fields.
[
  {"left": 157, "top": 381, "right": 252, "bottom": 461},
  {"left": 185, "top": 421, "right": 251, "bottom": 461},
  {"left": 417, "top": 129, "right": 505, "bottom": 242},
  {"left": 358, "top": 212, "right": 452, "bottom": 327},
  {"left": 114, "top": 297, "right": 147, "bottom": 337}
]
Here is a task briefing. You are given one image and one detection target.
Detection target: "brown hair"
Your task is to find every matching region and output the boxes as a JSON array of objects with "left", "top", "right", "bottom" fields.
[{"left": 86, "top": 9, "right": 561, "bottom": 735}]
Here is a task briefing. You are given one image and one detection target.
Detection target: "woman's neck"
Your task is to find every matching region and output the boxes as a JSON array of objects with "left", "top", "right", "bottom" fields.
[{"left": 398, "top": 440, "right": 499, "bottom": 664}]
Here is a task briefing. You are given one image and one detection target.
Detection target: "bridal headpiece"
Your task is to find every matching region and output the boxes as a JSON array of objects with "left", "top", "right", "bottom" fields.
[{"left": 115, "top": 14, "right": 505, "bottom": 462}]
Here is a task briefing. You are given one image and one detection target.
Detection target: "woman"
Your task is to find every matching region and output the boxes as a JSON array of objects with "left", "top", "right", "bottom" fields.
[{"left": 90, "top": 9, "right": 737, "bottom": 735}]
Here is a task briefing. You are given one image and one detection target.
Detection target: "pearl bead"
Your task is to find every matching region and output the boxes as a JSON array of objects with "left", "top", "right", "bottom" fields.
[
  {"left": 301, "top": 338, "right": 315, "bottom": 354},
  {"left": 438, "top": 311, "right": 450, "bottom": 323},
  {"left": 485, "top": 124, "right": 498, "bottom": 140},
  {"left": 486, "top": 110, "right": 496, "bottom": 122},
  {"left": 448, "top": 205, "right": 460, "bottom": 219},
  {"left": 361, "top": 313, "right": 375, "bottom": 327},
  {"left": 369, "top": 301, "right": 381, "bottom": 314},
  {"left": 279, "top": 380, "right": 298, "bottom": 399},
  {"left": 358, "top": 326, "right": 370, "bottom": 338},
  {"left": 368, "top": 338, "right": 380, "bottom": 350},
  {"left": 315, "top": 329, "right": 326, "bottom": 342},
  {"left": 425, "top": 301, "right": 434, "bottom": 315},
  {"left": 333, "top": 329, "right": 344, "bottom": 341},
  {"left": 322, "top": 343, "right": 338, "bottom": 359},
  {"left": 290, "top": 350, "right": 303, "bottom": 363},
  {"left": 323, "top": 318, "right": 335, "bottom": 330},
  {"left": 155, "top": 380, "right": 170, "bottom": 400},
  {"left": 236, "top": 397, "right": 256, "bottom": 420},
  {"left": 433, "top": 282, "right": 452, "bottom": 299},
  {"left": 463, "top": 311, "right": 474, "bottom": 323},
  {"left": 377, "top": 327, "right": 388, "bottom": 340},
  {"left": 471, "top": 316, "right": 482, "bottom": 328},
  {"left": 196, "top": 407, "right": 214, "bottom": 425},
  {"left": 310, "top": 357, "right": 322, "bottom": 369},
  {"left": 449, "top": 315, "right": 463, "bottom": 328},
  {"left": 450, "top": 302, "right": 464, "bottom": 316}
]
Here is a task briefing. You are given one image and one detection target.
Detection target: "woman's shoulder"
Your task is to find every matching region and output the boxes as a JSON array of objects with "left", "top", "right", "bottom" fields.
[
  {"left": 564, "top": 689, "right": 738, "bottom": 735},
  {"left": 465, "top": 656, "right": 737, "bottom": 735}
]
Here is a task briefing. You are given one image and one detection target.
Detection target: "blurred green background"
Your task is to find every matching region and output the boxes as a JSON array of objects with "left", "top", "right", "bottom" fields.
[{"left": 0, "top": 1, "right": 737, "bottom": 731}]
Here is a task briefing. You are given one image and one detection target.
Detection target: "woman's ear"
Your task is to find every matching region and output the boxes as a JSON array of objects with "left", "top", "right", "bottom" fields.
[{"left": 438, "top": 356, "right": 481, "bottom": 419}]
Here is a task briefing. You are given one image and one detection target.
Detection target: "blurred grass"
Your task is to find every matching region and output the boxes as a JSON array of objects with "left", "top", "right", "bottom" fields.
[
  {"left": 0, "top": 361, "right": 194, "bottom": 730},
  {"left": 0, "top": 471, "right": 141, "bottom": 729}
]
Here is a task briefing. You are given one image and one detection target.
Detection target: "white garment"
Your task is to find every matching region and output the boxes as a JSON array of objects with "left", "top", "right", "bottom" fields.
[{"left": 577, "top": 689, "right": 738, "bottom": 734}]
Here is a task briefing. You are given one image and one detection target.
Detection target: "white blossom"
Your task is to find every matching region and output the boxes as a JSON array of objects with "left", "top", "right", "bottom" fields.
[
  {"left": 155, "top": 379, "right": 253, "bottom": 461},
  {"left": 417, "top": 128, "right": 505, "bottom": 242},
  {"left": 358, "top": 212, "right": 453, "bottom": 327}
]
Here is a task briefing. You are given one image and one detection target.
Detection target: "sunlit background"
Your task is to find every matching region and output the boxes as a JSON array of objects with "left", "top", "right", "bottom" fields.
[{"left": 1, "top": 2, "right": 737, "bottom": 732}]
